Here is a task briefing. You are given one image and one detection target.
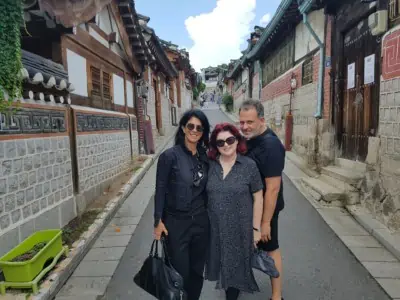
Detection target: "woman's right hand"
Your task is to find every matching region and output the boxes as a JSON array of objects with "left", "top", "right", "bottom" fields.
[{"left": 154, "top": 221, "right": 168, "bottom": 240}]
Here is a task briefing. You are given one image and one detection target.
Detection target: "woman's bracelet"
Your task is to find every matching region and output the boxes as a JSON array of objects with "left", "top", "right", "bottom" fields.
[{"left": 253, "top": 227, "right": 260, "bottom": 232}]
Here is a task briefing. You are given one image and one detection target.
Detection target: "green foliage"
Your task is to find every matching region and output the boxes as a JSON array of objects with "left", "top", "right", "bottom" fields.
[
  {"left": 222, "top": 93, "right": 233, "bottom": 112},
  {"left": 193, "top": 87, "right": 199, "bottom": 100},
  {"left": 0, "top": 0, "right": 23, "bottom": 112},
  {"left": 198, "top": 82, "right": 206, "bottom": 93}
]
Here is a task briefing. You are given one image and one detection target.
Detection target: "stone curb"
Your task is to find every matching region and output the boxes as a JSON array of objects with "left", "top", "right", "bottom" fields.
[
  {"left": 346, "top": 205, "right": 400, "bottom": 262},
  {"left": 24, "top": 130, "right": 177, "bottom": 300},
  {"left": 220, "top": 107, "right": 239, "bottom": 124},
  {"left": 284, "top": 153, "right": 400, "bottom": 264}
]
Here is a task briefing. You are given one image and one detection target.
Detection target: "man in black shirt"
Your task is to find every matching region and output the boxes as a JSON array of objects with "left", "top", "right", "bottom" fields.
[{"left": 239, "top": 99, "right": 285, "bottom": 300}]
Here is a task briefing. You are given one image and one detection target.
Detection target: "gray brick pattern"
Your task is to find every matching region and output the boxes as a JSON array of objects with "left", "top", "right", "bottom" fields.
[
  {"left": 0, "top": 137, "right": 73, "bottom": 233},
  {"left": 77, "top": 132, "right": 131, "bottom": 192},
  {"left": 379, "top": 78, "right": 400, "bottom": 157}
]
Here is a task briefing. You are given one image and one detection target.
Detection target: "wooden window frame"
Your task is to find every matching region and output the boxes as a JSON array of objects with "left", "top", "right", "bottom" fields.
[
  {"left": 87, "top": 62, "right": 114, "bottom": 107},
  {"left": 261, "top": 34, "right": 295, "bottom": 87},
  {"left": 302, "top": 56, "right": 314, "bottom": 86},
  {"left": 389, "top": 0, "right": 400, "bottom": 24}
]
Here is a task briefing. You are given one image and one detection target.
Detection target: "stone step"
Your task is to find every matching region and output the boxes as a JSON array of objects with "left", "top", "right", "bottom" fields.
[
  {"left": 322, "top": 165, "right": 364, "bottom": 187},
  {"left": 301, "top": 177, "right": 347, "bottom": 204},
  {"left": 319, "top": 174, "right": 360, "bottom": 205},
  {"left": 335, "top": 158, "right": 367, "bottom": 173},
  {"left": 286, "top": 151, "right": 319, "bottom": 178}
]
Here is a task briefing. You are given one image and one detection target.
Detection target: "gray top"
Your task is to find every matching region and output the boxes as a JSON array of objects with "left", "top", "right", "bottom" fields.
[{"left": 205, "top": 155, "right": 263, "bottom": 292}]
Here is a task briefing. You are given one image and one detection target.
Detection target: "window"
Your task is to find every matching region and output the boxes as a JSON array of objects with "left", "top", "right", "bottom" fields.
[
  {"left": 302, "top": 56, "right": 314, "bottom": 85},
  {"left": 262, "top": 34, "right": 295, "bottom": 87},
  {"left": 389, "top": 0, "right": 400, "bottom": 22},
  {"left": 88, "top": 65, "right": 113, "bottom": 102}
]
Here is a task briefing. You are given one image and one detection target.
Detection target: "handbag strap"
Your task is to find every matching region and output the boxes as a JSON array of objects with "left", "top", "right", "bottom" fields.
[
  {"left": 160, "top": 237, "right": 172, "bottom": 266},
  {"left": 150, "top": 239, "right": 160, "bottom": 257}
]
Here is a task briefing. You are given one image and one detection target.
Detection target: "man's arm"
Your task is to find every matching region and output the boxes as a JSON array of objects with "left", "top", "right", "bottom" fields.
[{"left": 262, "top": 176, "right": 281, "bottom": 224}]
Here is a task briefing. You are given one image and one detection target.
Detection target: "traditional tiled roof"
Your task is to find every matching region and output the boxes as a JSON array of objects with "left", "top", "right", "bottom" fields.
[
  {"left": 19, "top": 50, "right": 73, "bottom": 104},
  {"left": 117, "top": 1, "right": 153, "bottom": 65}
]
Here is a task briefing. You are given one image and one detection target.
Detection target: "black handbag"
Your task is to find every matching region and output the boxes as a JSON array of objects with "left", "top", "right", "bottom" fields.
[
  {"left": 134, "top": 238, "right": 188, "bottom": 300},
  {"left": 252, "top": 248, "right": 280, "bottom": 278}
]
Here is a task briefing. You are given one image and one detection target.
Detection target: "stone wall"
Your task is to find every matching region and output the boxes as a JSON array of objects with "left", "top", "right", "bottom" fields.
[
  {"left": 73, "top": 107, "right": 131, "bottom": 212},
  {"left": 359, "top": 25, "right": 400, "bottom": 232},
  {"left": 0, "top": 105, "right": 76, "bottom": 256},
  {"left": 0, "top": 103, "right": 141, "bottom": 256}
]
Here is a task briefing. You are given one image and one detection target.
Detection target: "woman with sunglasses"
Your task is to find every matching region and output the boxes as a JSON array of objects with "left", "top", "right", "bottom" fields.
[
  {"left": 153, "top": 109, "right": 210, "bottom": 300},
  {"left": 205, "top": 123, "right": 264, "bottom": 300}
]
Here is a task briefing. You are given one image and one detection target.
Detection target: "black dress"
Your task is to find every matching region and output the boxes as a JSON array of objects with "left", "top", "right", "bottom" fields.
[{"left": 205, "top": 155, "right": 263, "bottom": 293}]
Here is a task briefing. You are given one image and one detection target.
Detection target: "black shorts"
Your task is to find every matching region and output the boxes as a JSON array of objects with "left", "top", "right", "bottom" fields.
[{"left": 257, "top": 213, "right": 279, "bottom": 252}]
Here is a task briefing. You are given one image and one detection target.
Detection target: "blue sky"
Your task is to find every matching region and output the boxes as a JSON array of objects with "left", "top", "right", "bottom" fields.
[{"left": 135, "top": 0, "right": 280, "bottom": 71}]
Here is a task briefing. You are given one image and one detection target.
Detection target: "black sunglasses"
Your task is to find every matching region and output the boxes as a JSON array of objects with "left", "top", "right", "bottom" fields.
[
  {"left": 216, "top": 136, "right": 236, "bottom": 148},
  {"left": 186, "top": 123, "right": 204, "bottom": 133}
]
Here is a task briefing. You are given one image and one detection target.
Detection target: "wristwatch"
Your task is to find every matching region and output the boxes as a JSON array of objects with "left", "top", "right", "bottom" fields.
[{"left": 154, "top": 218, "right": 161, "bottom": 228}]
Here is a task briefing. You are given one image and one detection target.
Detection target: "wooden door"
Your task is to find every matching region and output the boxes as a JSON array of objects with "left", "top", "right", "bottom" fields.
[
  {"left": 153, "top": 79, "right": 162, "bottom": 130},
  {"left": 340, "top": 19, "right": 380, "bottom": 161}
]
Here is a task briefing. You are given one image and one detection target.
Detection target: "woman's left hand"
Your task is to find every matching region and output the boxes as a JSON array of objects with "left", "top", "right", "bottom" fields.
[{"left": 254, "top": 230, "right": 261, "bottom": 247}]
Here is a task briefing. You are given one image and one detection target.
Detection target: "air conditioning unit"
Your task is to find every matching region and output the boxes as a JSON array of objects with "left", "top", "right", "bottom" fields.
[{"left": 368, "top": 10, "right": 388, "bottom": 36}]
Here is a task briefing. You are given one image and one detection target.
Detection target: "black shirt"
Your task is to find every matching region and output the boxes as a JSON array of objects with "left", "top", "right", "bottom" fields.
[
  {"left": 154, "top": 144, "right": 208, "bottom": 226},
  {"left": 246, "top": 128, "right": 285, "bottom": 214}
]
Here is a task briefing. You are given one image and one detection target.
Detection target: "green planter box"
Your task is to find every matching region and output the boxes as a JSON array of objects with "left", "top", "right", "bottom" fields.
[{"left": 0, "top": 229, "right": 63, "bottom": 283}]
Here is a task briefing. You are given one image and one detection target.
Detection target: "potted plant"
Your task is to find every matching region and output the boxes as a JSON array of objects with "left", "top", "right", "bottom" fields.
[
  {"left": 0, "top": 229, "right": 63, "bottom": 283},
  {"left": 222, "top": 94, "right": 234, "bottom": 112}
]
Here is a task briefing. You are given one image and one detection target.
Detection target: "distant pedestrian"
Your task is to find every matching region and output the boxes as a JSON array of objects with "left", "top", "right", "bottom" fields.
[
  {"left": 205, "top": 123, "right": 264, "bottom": 300},
  {"left": 239, "top": 99, "right": 286, "bottom": 300},
  {"left": 153, "top": 109, "right": 211, "bottom": 300}
]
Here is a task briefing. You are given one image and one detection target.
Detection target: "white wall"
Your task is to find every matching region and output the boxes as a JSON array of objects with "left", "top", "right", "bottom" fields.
[
  {"left": 67, "top": 49, "right": 88, "bottom": 97},
  {"left": 126, "top": 81, "right": 134, "bottom": 108},
  {"left": 295, "top": 9, "right": 325, "bottom": 61},
  {"left": 113, "top": 74, "right": 125, "bottom": 105}
]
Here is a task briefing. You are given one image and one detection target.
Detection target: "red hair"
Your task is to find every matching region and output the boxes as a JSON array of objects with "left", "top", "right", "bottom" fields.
[{"left": 208, "top": 122, "right": 247, "bottom": 160}]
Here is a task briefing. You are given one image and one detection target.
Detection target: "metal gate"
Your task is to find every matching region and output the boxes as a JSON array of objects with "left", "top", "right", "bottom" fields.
[{"left": 340, "top": 18, "right": 380, "bottom": 161}]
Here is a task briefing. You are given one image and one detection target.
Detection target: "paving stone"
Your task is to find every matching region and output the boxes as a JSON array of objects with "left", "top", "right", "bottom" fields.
[
  {"left": 84, "top": 247, "right": 126, "bottom": 261},
  {"left": 362, "top": 261, "right": 400, "bottom": 278},
  {"left": 93, "top": 235, "right": 131, "bottom": 248},
  {"left": 13, "top": 158, "right": 22, "bottom": 174},
  {"left": 103, "top": 225, "right": 137, "bottom": 236},
  {"left": 0, "top": 178, "right": 6, "bottom": 195},
  {"left": 15, "top": 140, "right": 26, "bottom": 157},
  {"left": 0, "top": 214, "right": 11, "bottom": 229},
  {"left": 111, "top": 216, "right": 141, "bottom": 226},
  {"left": 376, "top": 279, "right": 400, "bottom": 298},
  {"left": 23, "top": 156, "right": 33, "bottom": 171},
  {"left": 329, "top": 216, "right": 369, "bottom": 236},
  {"left": 5, "top": 141, "right": 16, "bottom": 158},
  {"left": 57, "top": 276, "right": 111, "bottom": 298},
  {"left": 2, "top": 160, "right": 12, "bottom": 176},
  {"left": 11, "top": 208, "right": 21, "bottom": 223},
  {"left": 72, "top": 260, "right": 119, "bottom": 277},
  {"left": 26, "top": 139, "right": 35, "bottom": 154},
  {"left": 350, "top": 247, "right": 398, "bottom": 262}
]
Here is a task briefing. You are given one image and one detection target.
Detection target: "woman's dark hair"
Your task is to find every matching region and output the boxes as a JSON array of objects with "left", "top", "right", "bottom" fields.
[
  {"left": 208, "top": 122, "right": 247, "bottom": 160},
  {"left": 175, "top": 109, "right": 210, "bottom": 149}
]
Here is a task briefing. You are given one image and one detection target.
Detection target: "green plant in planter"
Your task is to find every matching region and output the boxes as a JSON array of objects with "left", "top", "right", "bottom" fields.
[
  {"left": 222, "top": 93, "right": 234, "bottom": 112},
  {"left": 0, "top": 0, "right": 23, "bottom": 113}
]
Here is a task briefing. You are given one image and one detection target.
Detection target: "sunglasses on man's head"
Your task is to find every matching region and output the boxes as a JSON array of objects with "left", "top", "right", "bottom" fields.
[
  {"left": 216, "top": 136, "right": 236, "bottom": 148},
  {"left": 186, "top": 123, "right": 204, "bottom": 132}
]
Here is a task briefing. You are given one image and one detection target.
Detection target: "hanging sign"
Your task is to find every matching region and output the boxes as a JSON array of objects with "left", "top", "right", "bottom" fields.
[
  {"left": 347, "top": 63, "right": 355, "bottom": 89},
  {"left": 364, "top": 54, "right": 375, "bottom": 85}
]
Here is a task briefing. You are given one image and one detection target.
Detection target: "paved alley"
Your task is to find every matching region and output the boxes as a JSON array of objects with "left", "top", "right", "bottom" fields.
[{"left": 101, "top": 105, "right": 390, "bottom": 300}]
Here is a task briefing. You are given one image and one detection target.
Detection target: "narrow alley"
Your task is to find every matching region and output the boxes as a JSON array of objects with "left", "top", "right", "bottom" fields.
[{"left": 100, "top": 105, "right": 390, "bottom": 300}]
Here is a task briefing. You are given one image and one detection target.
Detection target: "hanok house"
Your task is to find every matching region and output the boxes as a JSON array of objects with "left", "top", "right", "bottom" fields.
[
  {"left": 322, "top": 0, "right": 400, "bottom": 231},
  {"left": 161, "top": 39, "right": 198, "bottom": 117},
  {"left": 0, "top": 0, "right": 151, "bottom": 256},
  {"left": 226, "top": 26, "right": 264, "bottom": 111},
  {"left": 137, "top": 15, "right": 179, "bottom": 147}
]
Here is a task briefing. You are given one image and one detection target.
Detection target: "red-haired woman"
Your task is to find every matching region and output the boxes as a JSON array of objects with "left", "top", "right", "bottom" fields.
[{"left": 205, "top": 123, "right": 264, "bottom": 300}]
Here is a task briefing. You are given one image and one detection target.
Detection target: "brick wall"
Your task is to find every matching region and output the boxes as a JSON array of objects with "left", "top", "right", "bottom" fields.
[
  {"left": 359, "top": 25, "right": 400, "bottom": 232},
  {"left": 73, "top": 106, "right": 131, "bottom": 212},
  {"left": 0, "top": 105, "right": 76, "bottom": 256}
]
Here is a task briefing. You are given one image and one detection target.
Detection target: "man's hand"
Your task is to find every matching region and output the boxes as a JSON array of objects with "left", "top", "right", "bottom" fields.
[
  {"left": 261, "top": 222, "right": 271, "bottom": 242},
  {"left": 154, "top": 221, "right": 168, "bottom": 240},
  {"left": 254, "top": 230, "right": 262, "bottom": 247}
]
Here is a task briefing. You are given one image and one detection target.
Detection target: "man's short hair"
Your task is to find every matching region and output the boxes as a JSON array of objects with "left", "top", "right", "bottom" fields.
[{"left": 239, "top": 99, "right": 264, "bottom": 118}]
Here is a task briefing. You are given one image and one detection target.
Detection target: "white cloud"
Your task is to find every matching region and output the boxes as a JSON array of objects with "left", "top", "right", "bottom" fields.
[
  {"left": 260, "top": 13, "right": 271, "bottom": 26},
  {"left": 185, "top": 0, "right": 256, "bottom": 71}
]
